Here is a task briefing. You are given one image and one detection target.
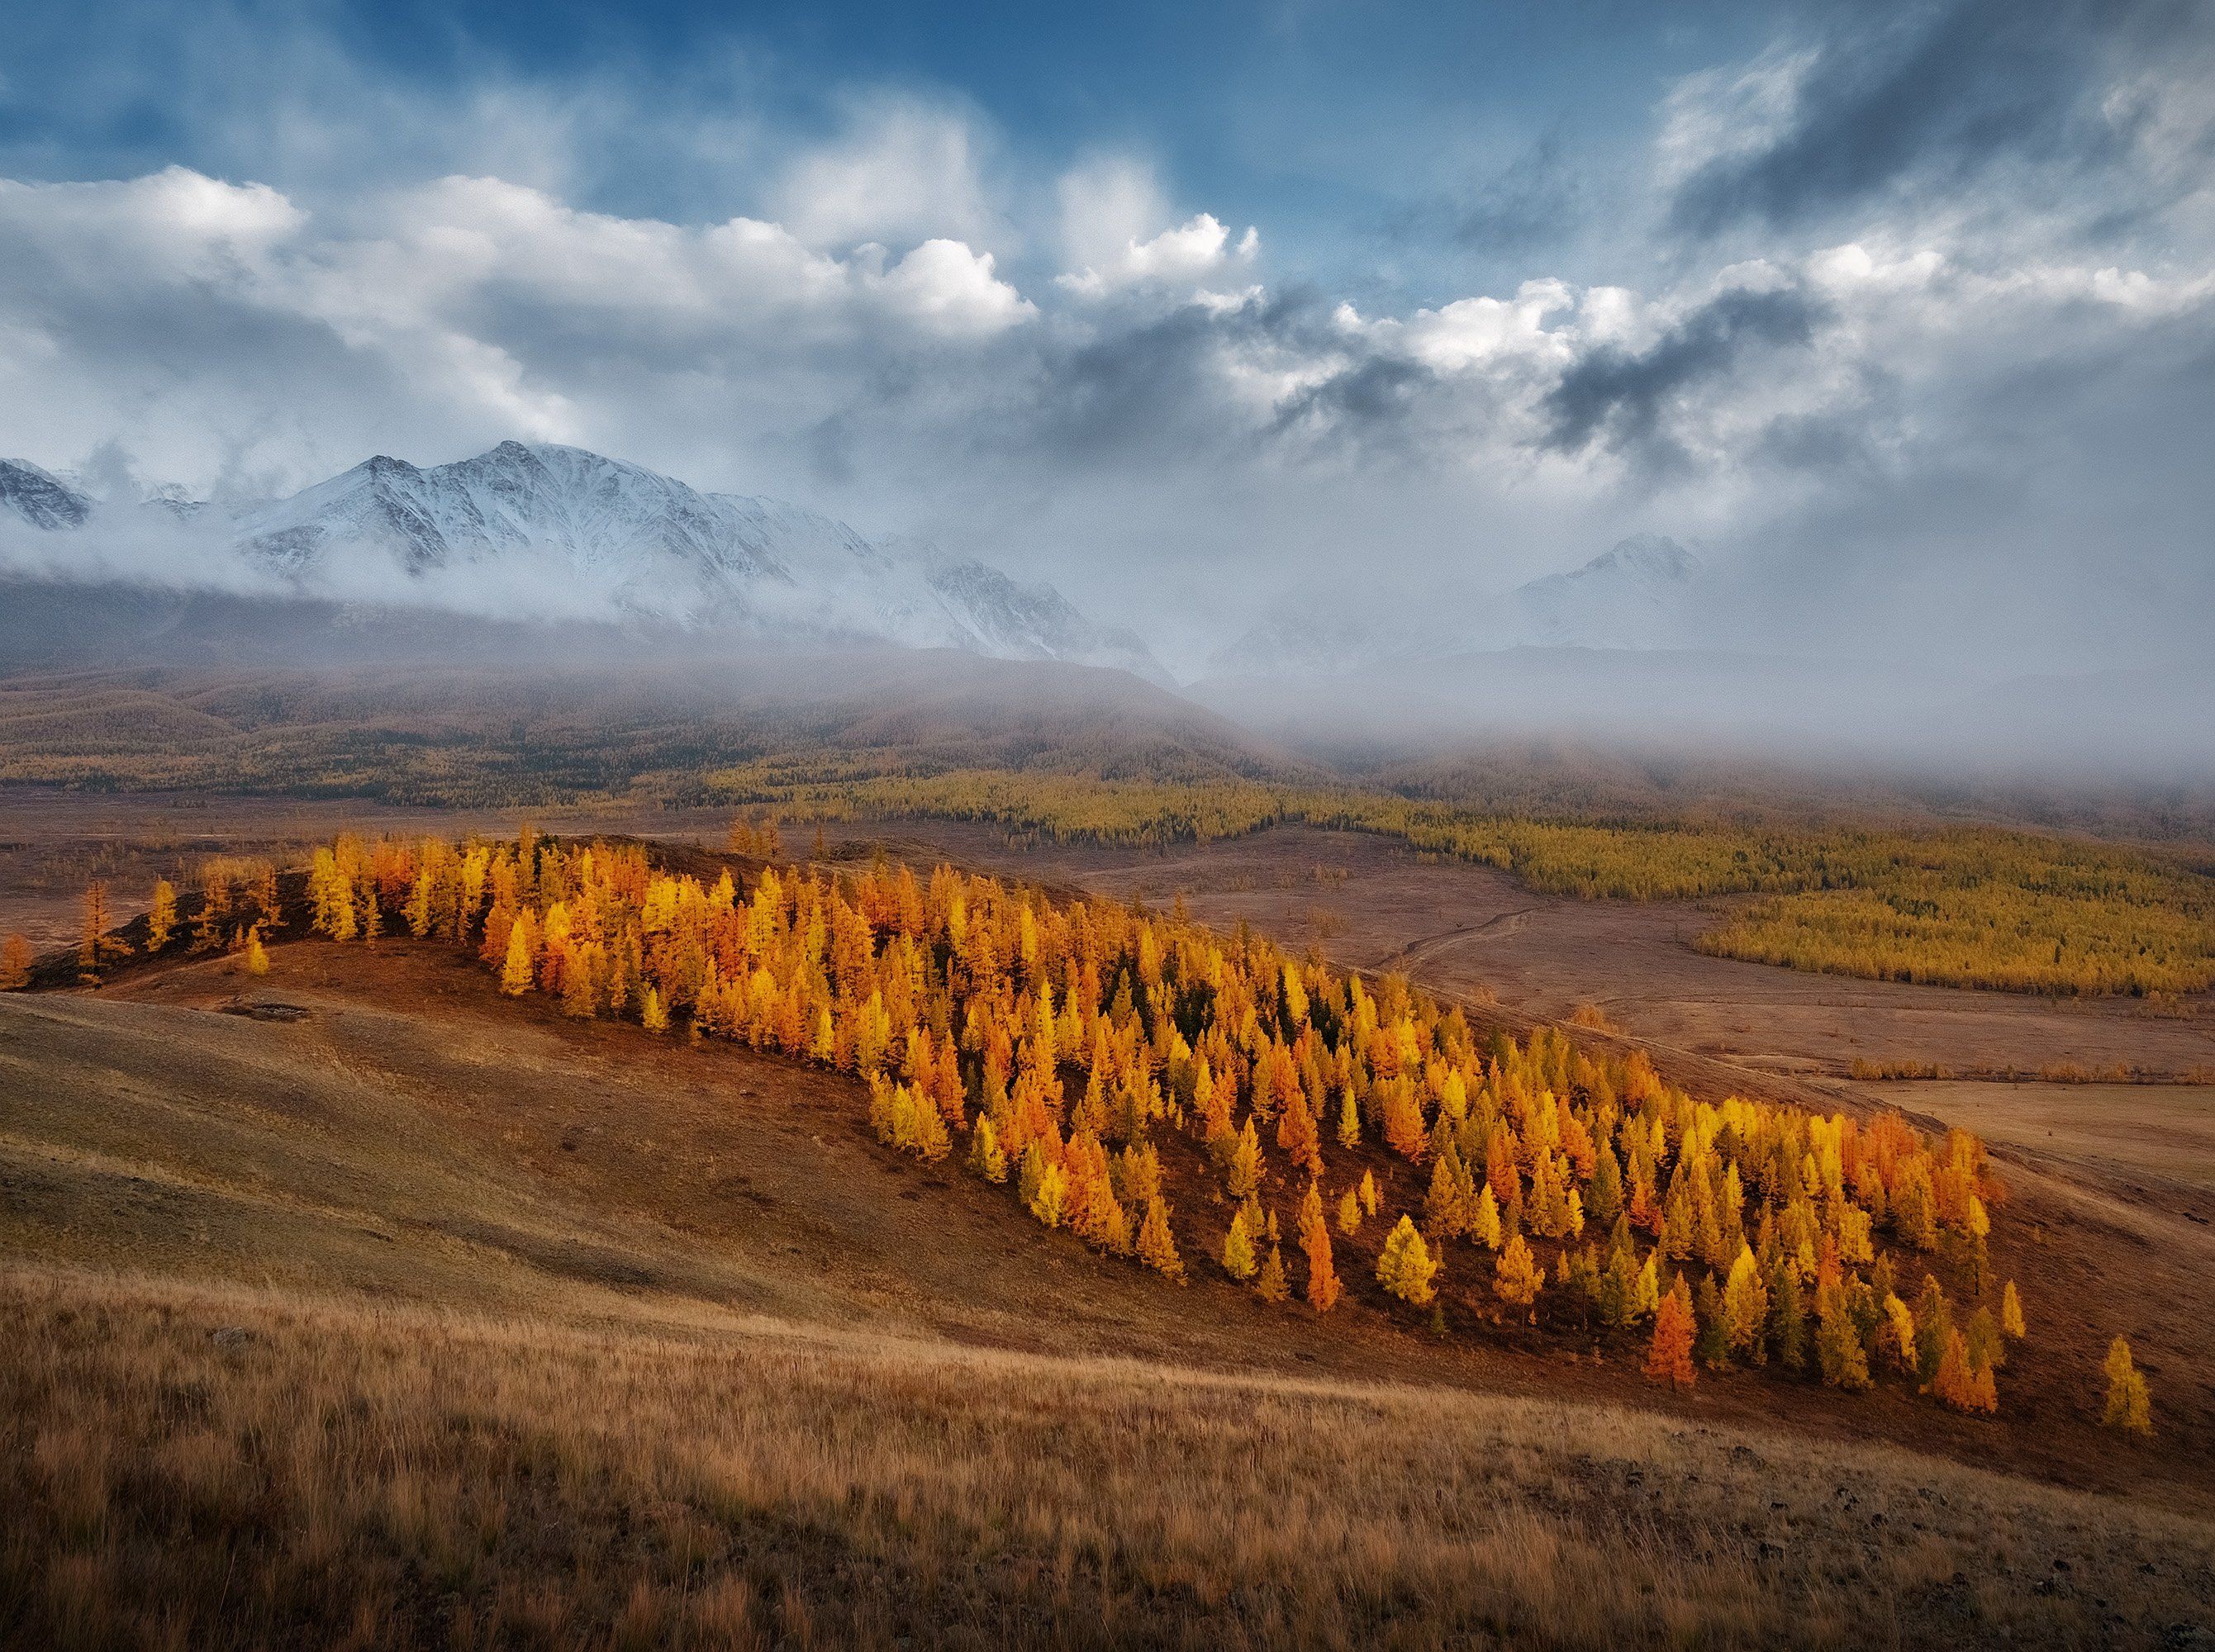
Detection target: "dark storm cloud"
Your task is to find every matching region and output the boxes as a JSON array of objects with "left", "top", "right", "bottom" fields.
[
  {"left": 1032, "top": 288, "right": 1347, "bottom": 463},
  {"left": 1542, "top": 284, "right": 1824, "bottom": 458},
  {"left": 1668, "top": 0, "right": 2187, "bottom": 237}
]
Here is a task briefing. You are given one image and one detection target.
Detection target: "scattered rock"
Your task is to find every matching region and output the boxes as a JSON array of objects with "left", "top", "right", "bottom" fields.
[
  {"left": 207, "top": 1326, "right": 255, "bottom": 1350},
  {"left": 219, "top": 999, "right": 312, "bottom": 1022}
]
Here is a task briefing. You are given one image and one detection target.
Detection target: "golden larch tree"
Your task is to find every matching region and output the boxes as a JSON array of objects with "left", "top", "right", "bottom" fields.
[
  {"left": 1299, "top": 1180, "right": 1342, "bottom": 1313},
  {"left": 1645, "top": 1279, "right": 1698, "bottom": 1389},
  {"left": 1137, "top": 1196, "right": 1185, "bottom": 1282},
  {"left": 79, "top": 881, "right": 124, "bottom": 980},
  {"left": 967, "top": 1115, "right": 1009, "bottom": 1183},
  {"left": 1375, "top": 1215, "right": 1438, "bottom": 1307},
  {"left": 2102, "top": 1337, "right": 2152, "bottom": 1437},
  {"left": 0, "top": 933, "right": 31, "bottom": 991},
  {"left": 1929, "top": 1330, "right": 1987, "bottom": 1414},
  {"left": 1255, "top": 1243, "right": 1289, "bottom": 1303},
  {"left": 1221, "top": 1205, "right": 1259, "bottom": 1281},
  {"left": 1494, "top": 1231, "right": 1543, "bottom": 1313},
  {"left": 147, "top": 880, "right": 178, "bottom": 951},
  {"left": 501, "top": 915, "right": 535, "bottom": 996}
]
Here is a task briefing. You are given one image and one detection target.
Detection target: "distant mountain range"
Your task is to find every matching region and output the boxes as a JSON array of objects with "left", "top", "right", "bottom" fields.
[
  {"left": 1206, "top": 534, "right": 1708, "bottom": 677},
  {"left": 7, "top": 440, "right": 1724, "bottom": 686},
  {"left": 0, "top": 458, "right": 94, "bottom": 531},
  {"left": 0, "top": 442, "right": 1167, "bottom": 682}
]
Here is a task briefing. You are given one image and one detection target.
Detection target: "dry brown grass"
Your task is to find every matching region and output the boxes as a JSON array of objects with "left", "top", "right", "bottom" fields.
[{"left": 7, "top": 1261, "right": 2213, "bottom": 1652}]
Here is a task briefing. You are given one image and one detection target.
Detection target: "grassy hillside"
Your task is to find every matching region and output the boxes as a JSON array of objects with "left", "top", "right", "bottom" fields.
[
  {"left": 4, "top": 940, "right": 2212, "bottom": 1649},
  {"left": 13, "top": 1265, "right": 2212, "bottom": 1652}
]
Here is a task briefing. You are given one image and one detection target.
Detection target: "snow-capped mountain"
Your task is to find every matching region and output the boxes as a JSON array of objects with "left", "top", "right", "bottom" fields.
[
  {"left": 0, "top": 458, "right": 93, "bottom": 531},
  {"left": 1509, "top": 534, "right": 1702, "bottom": 649},
  {"left": 2, "top": 440, "right": 1167, "bottom": 681}
]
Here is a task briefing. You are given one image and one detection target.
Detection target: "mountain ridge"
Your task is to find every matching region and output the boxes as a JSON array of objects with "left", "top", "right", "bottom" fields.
[{"left": 0, "top": 440, "right": 1168, "bottom": 683}]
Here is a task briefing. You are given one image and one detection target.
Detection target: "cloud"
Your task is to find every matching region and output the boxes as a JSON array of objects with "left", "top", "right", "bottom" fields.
[
  {"left": 1053, "top": 153, "right": 1257, "bottom": 301},
  {"left": 0, "top": 167, "right": 1037, "bottom": 492},
  {"left": 1448, "top": 135, "right": 1587, "bottom": 255},
  {"left": 766, "top": 95, "right": 1003, "bottom": 253},
  {"left": 1542, "top": 282, "right": 1825, "bottom": 461},
  {"left": 1058, "top": 212, "right": 1259, "bottom": 301},
  {"left": 1661, "top": 0, "right": 2213, "bottom": 244}
]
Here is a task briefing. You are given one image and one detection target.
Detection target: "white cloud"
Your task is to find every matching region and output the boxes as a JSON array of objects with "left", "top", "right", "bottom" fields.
[
  {"left": 870, "top": 239, "right": 1036, "bottom": 335},
  {"left": 766, "top": 96, "right": 1002, "bottom": 253},
  {"left": 1655, "top": 47, "right": 1817, "bottom": 188},
  {"left": 1058, "top": 212, "right": 1260, "bottom": 301}
]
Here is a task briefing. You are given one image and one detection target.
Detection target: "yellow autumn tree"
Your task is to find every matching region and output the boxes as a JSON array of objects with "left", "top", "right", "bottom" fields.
[
  {"left": 1929, "top": 1330, "right": 1991, "bottom": 1415},
  {"left": 2001, "top": 1279, "right": 2026, "bottom": 1341},
  {"left": 1137, "top": 1196, "right": 1185, "bottom": 1282},
  {"left": 1224, "top": 1118, "right": 1263, "bottom": 1201},
  {"left": 1471, "top": 1184, "right": 1502, "bottom": 1251},
  {"left": 1881, "top": 1294, "right": 1918, "bottom": 1376},
  {"left": 1376, "top": 1214, "right": 1438, "bottom": 1307},
  {"left": 0, "top": 933, "right": 31, "bottom": 991},
  {"left": 78, "top": 881, "right": 125, "bottom": 980},
  {"left": 501, "top": 914, "right": 535, "bottom": 996},
  {"left": 1026, "top": 1155, "right": 1068, "bottom": 1229},
  {"left": 1721, "top": 1245, "right": 1769, "bottom": 1361},
  {"left": 1221, "top": 1206, "right": 1258, "bottom": 1281},
  {"left": 967, "top": 1115, "right": 1009, "bottom": 1183},
  {"left": 1494, "top": 1231, "right": 1543, "bottom": 1313},
  {"left": 244, "top": 926, "right": 270, "bottom": 976},
  {"left": 2102, "top": 1337, "right": 2152, "bottom": 1437},
  {"left": 1337, "top": 1186, "right": 1363, "bottom": 1235},
  {"left": 1255, "top": 1243, "right": 1289, "bottom": 1303},
  {"left": 147, "top": 880, "right": 178, "bottom": 951}
]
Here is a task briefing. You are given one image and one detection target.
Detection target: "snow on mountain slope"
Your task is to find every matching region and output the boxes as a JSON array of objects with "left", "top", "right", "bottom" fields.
[
  {"left": 8, "top": 439, "right": 1168, "bottom": 680},
  {"left": 0, "top": 458, "right": 93, "bottom": 531},
  {"left": 1510, "top": 534, "right": 1703, "bottom": 649}
]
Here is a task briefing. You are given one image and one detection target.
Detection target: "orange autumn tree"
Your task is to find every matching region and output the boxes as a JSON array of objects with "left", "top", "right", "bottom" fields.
[
  {"left": 0, "top": 933, "right": 31, "bottom": 991},
  {"left": 1298, "top": 1180, "right": 1342, "bottom": 1313},
  {"left": 1646, "top": 1278, "right": 1698, "bottom": 1389}
]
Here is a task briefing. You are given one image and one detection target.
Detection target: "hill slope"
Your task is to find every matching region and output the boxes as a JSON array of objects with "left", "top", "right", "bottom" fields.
[{"left": 4, "top": 940, "right": 2213, "bottom": 1648}]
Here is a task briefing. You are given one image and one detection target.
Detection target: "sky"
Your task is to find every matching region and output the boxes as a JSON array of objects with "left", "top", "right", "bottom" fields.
[{"left": 0, "top": 0, "right": 2211, "bottom": 671}]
